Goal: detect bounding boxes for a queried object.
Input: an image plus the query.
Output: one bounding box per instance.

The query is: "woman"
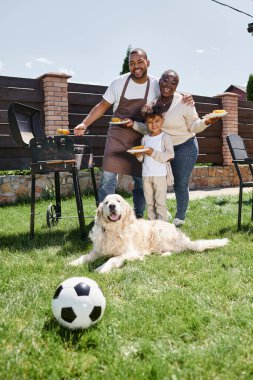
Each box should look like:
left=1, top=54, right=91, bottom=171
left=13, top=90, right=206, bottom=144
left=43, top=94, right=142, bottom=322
left=143, top=70, right=220, bottom=226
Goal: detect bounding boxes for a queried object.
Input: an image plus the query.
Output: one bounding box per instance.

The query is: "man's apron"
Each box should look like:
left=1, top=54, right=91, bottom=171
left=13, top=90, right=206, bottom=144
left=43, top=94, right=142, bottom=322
left=102, top=75, right=150, bottom=177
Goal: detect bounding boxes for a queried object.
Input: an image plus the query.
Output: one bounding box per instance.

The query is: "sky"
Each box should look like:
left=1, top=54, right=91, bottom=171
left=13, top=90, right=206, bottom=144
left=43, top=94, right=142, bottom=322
left=0, top=0, right=253, bottom=96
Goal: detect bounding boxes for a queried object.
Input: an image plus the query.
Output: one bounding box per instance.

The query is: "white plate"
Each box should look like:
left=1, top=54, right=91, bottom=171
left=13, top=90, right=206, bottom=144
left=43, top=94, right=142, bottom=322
left=109, top=120, right=127, bottom=125
left=127, top=148, right=149, bottom=154
left=203, top=111, right=228, bottom=119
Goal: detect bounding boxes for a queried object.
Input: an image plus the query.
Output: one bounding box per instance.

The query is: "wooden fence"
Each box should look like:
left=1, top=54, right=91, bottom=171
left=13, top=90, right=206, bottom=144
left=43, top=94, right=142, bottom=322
left=238, top=99, right=253, bottom=154
left=0, top=74, right=253, bottom=170
left=0, top=76, right=42, bottom=169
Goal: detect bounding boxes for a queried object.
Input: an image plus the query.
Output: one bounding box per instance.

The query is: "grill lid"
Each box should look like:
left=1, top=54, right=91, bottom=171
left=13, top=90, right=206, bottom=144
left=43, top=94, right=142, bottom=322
left=8, top=103, right=45, bottom=147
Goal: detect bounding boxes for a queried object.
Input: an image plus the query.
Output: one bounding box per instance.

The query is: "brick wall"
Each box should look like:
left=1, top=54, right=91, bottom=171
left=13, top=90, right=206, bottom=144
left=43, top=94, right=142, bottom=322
left=215, top=92, right=239, bottom=165
left=39, top=73, right=71, bottom=136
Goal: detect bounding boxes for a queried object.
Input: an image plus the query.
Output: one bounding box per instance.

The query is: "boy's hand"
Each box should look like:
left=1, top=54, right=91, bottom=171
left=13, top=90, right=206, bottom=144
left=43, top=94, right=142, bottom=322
left=145, top=147, right=154, bottom=156
left=133, top=152, right=143, bottom=157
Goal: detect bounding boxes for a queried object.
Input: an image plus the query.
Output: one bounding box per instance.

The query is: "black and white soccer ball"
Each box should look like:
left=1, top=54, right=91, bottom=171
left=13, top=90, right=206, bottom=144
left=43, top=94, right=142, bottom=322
left=51, top=277, right=106, bottom=330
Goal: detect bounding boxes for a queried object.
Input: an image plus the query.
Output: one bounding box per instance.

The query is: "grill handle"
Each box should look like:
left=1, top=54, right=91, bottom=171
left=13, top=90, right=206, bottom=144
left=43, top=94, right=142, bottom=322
left=38, top=159, right=76, bottom=165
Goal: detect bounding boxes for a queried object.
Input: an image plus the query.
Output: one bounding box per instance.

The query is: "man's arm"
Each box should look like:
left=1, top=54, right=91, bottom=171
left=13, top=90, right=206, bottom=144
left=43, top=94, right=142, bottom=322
left=74, top=99, right=112, bottom=135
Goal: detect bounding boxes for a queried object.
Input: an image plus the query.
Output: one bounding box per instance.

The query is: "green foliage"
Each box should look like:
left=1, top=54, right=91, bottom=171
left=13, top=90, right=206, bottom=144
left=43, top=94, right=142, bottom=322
left=120, top=45, right=132, bottom=75
left=246, top=73, right=253, bottom=101
left=0, top=169, right=31, bottom=175
left=41, top=186, right=56, bottom=200
left=0, top=194, right=253, bottom=379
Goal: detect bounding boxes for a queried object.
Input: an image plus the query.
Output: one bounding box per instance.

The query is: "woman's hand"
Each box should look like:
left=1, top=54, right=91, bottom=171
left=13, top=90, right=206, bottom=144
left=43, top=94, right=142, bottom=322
left=205, top=117, right=221, bottom=125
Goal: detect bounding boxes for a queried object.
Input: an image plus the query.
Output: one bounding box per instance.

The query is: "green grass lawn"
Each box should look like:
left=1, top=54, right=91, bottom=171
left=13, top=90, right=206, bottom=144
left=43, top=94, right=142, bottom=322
left=0, top=193, right=253, bottom=380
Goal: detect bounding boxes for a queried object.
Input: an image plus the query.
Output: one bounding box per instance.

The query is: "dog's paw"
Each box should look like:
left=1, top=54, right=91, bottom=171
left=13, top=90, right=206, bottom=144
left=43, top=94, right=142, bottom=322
left=161, top=251, right=173, bottom=257
left=95, top=264, right=111, bottom=273
left=69, top=258, right=82, bottom=266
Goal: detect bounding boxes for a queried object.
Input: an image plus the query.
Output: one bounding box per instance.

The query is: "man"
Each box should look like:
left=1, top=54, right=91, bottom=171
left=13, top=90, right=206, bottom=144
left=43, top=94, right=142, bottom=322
left=74, top=48, right=159, bottom=218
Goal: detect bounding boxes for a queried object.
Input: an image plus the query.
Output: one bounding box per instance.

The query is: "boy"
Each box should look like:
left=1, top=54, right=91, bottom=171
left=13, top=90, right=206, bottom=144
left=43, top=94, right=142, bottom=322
left=133, top=105, right=174, bottom=221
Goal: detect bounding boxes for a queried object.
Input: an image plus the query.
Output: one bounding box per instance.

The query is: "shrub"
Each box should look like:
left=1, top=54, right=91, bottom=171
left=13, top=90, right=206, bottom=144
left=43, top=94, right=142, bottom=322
left=246, top=73, right=253, bottom=101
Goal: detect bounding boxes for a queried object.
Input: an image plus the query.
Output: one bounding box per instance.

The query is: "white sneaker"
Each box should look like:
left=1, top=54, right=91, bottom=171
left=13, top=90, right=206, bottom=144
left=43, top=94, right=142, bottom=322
left=173, top=218, right=185, bottom=227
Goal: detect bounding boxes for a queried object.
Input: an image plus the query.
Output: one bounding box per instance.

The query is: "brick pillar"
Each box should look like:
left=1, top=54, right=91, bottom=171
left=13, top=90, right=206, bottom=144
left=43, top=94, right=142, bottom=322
left=38, top=72, right=71, bottom=136
left=215, top=92, right=239, bottom=166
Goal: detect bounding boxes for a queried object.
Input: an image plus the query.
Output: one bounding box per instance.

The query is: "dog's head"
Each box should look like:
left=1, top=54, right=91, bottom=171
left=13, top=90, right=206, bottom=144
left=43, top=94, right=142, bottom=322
left=96, top=194, right=136, bottom=227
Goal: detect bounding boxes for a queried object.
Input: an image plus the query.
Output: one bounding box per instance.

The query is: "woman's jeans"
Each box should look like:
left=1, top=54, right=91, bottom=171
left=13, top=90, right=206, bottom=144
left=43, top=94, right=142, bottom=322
left=98, top=171, right=145, bottom=217
left=171, top=137, right=198, bottom=220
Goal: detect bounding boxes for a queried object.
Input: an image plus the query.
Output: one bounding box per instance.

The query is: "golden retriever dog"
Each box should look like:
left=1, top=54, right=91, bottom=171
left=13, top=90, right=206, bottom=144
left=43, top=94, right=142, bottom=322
left=70, top=194, right=228, bottom=273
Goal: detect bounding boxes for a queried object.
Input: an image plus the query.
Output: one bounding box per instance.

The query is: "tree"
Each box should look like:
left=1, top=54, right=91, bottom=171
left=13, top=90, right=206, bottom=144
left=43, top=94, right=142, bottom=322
left=246, top=73, right=253, bottom=101
left=120, top=45, right=132, bottom=75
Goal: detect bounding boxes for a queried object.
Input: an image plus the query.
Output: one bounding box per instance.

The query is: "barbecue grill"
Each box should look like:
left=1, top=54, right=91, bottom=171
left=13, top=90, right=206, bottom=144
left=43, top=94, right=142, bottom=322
left=8, top=102, right=99, bottom=240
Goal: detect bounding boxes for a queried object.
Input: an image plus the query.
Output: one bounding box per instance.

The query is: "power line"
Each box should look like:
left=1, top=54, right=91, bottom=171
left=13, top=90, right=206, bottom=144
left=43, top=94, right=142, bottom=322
left=211, top=0, right=253, bottom=18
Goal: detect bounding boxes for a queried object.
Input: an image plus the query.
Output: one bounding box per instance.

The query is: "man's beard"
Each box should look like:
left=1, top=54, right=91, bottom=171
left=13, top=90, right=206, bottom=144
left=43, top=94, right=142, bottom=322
left=131, top=68, right=148, bottom=81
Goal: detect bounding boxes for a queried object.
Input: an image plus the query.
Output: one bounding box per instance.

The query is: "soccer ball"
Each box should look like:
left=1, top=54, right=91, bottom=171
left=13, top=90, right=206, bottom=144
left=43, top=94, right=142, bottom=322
left=51, top=277, right=106, bottom=330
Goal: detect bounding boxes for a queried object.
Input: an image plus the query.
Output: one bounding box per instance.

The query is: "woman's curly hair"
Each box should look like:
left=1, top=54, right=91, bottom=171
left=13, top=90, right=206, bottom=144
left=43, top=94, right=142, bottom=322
left=141, top=104, right=163, bottom=119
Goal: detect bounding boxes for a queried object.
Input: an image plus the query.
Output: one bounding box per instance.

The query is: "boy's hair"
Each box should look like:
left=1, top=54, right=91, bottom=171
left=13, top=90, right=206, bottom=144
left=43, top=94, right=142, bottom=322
left=141, top=104, right=163, bottom=119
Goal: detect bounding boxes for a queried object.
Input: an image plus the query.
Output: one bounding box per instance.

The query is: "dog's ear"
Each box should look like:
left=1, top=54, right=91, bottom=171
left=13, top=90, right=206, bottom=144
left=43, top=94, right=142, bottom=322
left=122, top=200, right=136, bottom=225
left=95, top=202, right=104, bottom=222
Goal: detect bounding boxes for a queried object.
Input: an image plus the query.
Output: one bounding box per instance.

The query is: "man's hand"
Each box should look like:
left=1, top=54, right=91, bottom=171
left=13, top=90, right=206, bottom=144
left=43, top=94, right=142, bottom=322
left=181, top=93, right=195, bottom=106
left=123, top=118, right=134, bottom=128
left=74, top=123, right=87, bottom=136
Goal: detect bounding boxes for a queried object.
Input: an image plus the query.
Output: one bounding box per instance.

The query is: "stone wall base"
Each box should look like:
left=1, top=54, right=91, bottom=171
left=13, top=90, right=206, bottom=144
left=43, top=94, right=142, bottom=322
left=0, top=165, right=251, bottom=205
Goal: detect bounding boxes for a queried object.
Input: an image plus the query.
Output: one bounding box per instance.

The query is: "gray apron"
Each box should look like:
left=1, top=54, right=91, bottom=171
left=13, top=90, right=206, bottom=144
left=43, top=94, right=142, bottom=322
left=102, top=75, right=150, bottom=177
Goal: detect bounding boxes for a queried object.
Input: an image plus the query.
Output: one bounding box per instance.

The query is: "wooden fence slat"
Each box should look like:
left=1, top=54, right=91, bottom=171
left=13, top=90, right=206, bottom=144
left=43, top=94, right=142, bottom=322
left=0, top=147, right=31, bottom=157
left=238, top=124, right=253, bottom=133
left=0, top=123, right=10, bottom=134
left=238, top=100, right=253, bottom=108
left=244, top=140, right=253, bottom=148
left=68, top=93, right=103, bottom=106
left=69, top=114, right=111, bottom=127
left=0, top=76, right=41, bottom=90
left=0, top=136, right=20, bottom=148
left=197, top=136, right=222, bottom=146
left=198, top=127, right=222, bottom=138
left=70, top=126, right=109, bottom=135
left=68, top=82, right=107, bottom=94
left=0, top=111, right=8, bottom=123
left=0, top=101, right=42, bottom=112
left=0, top=158, right=31, bottom=170
left=68, top=104, right=113, bottom=115
left=192, top=95, right=222, bottom=105
left=78, top=135, right=107, bottom=147
left=195, top=105, right=223, bottom=114
left=238, top=109, right=253, bottom=118
left=198, top=141, right=222, bottom=154
left=197, top=154, right=222, bottom=164
left=0, top=87, right=43, bottom=102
